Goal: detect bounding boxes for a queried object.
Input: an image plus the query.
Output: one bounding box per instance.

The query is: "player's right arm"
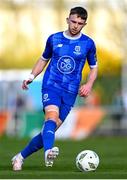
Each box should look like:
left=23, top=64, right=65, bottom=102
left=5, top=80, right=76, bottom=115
left=22, top=35, right=53, bottom=90
left=22, top=57, right=48, bottom=90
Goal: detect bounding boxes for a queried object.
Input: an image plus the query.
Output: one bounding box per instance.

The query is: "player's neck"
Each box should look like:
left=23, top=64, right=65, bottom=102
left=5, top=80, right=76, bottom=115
left=64, top=30, right=82, bottom=40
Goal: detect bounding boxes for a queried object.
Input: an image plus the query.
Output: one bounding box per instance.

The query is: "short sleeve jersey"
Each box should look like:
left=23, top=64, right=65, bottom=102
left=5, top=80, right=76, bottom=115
left=41, top=31, right=97, bottom=94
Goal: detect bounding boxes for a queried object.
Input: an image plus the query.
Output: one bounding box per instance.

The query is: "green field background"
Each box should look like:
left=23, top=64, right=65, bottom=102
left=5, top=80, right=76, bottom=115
left=0, top=136, right=127, bottom=179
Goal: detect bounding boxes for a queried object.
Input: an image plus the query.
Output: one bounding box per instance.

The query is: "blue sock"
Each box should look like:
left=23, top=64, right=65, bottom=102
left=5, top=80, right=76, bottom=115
left=42, top=120, right=57, bottom=152
left=21, top=133, right=43, bottom=159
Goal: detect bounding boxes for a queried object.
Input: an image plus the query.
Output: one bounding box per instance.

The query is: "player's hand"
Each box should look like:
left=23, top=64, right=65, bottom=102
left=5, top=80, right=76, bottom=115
left=22, top=79, right=32, bottom=90
left=22, top=74, right=35, bottom=90
left=79, top=83, right=92, bottom=97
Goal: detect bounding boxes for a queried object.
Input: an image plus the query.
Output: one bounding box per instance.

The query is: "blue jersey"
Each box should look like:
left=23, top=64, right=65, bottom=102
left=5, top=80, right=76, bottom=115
left=41, top=31, right=97, bottom=94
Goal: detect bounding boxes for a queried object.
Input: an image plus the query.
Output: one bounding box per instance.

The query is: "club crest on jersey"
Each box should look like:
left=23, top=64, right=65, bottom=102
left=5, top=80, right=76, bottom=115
left=57, top=55, right=76, bottom=74
left=73, top=46, right=81, bottom=55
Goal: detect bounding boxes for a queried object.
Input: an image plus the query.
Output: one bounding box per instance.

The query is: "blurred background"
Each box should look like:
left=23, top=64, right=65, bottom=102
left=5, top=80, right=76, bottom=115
left=0, top=0, right=127, bottom=139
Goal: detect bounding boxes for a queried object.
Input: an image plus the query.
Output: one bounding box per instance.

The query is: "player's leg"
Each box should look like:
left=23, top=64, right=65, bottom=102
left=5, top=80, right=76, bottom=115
left=11, top=89, right=58, bottom=170
left=42, top=105, right=62, bottom=167
left=12, top=108, right=62, bottom=170
left=21, top=132, right=43, bottom=158
left=12, top=105, right=61, bottom=159
left=12, top=116, right=62, bottom=171
left=12, top=132, right=43, bottom=171
left=41, top=88, right=63, bottom=166
left=42, top=90, right=77, bottom=167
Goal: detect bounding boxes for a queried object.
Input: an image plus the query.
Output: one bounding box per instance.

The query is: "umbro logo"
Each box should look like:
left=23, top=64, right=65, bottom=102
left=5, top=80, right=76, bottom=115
left=57, top=44, right=63, bottom=47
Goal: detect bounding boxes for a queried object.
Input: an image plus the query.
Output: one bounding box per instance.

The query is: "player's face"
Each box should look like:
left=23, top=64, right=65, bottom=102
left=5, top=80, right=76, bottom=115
left=67, top=14, right=86, bottom=36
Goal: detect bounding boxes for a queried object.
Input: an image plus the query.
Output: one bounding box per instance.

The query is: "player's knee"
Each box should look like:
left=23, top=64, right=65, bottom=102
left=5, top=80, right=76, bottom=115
left=56, top=119, right=63, bottom=128
left=44, top=105, right=59, bottom=123
left=45, top=112, right=58, bottom=121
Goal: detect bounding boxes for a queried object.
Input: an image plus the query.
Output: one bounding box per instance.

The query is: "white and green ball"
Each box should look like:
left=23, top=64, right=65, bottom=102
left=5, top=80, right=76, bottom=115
left=76, top=150, right=99, bottom=172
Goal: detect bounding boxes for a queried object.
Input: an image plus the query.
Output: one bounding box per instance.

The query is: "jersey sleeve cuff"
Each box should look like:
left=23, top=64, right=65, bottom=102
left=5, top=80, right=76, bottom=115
left=41, top=56, right=49, bottom=61
left=90, top=65, right=97, bottom=68
left=89, top=61, right=98, bottom=68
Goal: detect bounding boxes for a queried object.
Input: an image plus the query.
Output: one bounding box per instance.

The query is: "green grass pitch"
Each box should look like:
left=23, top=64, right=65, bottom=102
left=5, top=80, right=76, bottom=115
left=0, top=135, right=127, bottom=179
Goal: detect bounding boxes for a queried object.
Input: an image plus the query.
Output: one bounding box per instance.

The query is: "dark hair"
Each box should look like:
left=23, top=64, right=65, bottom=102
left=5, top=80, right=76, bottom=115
left=69, top=7, right=88, bottom=21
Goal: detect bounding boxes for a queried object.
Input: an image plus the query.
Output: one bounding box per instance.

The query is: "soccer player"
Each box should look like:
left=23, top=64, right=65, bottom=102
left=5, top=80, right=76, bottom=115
left=12, top=6, right=98, bottom=171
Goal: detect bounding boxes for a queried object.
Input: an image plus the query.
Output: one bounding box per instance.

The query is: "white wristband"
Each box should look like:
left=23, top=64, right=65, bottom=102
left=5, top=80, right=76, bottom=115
left=28, top=74, right=35, bottom=81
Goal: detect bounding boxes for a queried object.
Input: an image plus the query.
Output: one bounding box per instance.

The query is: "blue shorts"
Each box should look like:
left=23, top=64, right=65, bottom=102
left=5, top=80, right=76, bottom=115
left=42, top=87, right=77, bottom=122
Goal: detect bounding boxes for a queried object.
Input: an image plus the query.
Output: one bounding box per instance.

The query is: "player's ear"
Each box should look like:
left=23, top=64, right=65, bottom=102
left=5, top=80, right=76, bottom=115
left=66, top=17, right=69, bottom=24
left=82, top=22, right=87, bottom=28
left=83, top=22, right=87, bottom=26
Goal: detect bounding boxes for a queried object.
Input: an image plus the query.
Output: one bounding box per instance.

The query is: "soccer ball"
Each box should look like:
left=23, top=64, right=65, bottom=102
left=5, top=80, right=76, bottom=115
left=76, top=150, right=99, bottom=172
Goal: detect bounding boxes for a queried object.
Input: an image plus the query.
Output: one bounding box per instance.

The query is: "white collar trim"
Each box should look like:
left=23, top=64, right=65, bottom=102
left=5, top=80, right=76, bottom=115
left=63, top=31, right=82, bottom=40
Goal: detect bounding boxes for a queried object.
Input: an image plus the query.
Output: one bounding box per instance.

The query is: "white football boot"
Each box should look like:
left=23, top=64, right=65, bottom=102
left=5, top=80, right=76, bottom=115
left=11, top=153, right=24, bottom=171
left=45, top=147, right=59, bottom=167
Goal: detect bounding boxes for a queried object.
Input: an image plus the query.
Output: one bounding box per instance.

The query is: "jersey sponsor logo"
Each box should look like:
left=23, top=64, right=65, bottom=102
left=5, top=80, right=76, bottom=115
left=57, top=55, right=76, bottom=74
left=43, top=93, right=50, bottom=102
left=73, top=46, right=81, bottom=55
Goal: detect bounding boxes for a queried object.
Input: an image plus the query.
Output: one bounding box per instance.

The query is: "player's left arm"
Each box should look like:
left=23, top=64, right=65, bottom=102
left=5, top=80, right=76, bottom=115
left=79, top=40, right=98, bottom=97
left=79, top=67, right=98, bottom=97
